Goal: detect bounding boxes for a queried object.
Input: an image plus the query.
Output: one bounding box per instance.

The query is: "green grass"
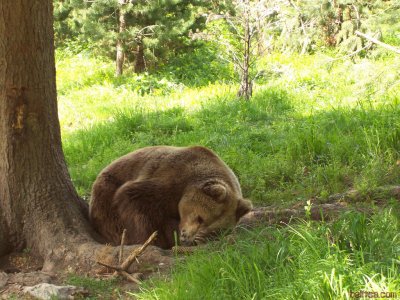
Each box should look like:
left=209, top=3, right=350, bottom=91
left=57, top=51, right=400, bottom=298
left=59, top=53, right=400, bottom=202
left=134, top=209, right=400, bottom=300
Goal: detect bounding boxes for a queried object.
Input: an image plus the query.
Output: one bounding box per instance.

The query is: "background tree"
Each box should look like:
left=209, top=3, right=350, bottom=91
left=56, top=0, right=210, bottom=74
left=198, top=0, right=277, bottom=100
left=116, top=0, right=127, bottom=76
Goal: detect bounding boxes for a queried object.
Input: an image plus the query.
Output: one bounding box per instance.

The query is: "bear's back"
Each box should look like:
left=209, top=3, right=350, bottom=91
left=99, top=146, right=240, bottom=193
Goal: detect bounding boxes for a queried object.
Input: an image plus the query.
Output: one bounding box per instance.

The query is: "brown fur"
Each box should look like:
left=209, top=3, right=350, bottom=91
left=89, top=146, right=252, bottom=249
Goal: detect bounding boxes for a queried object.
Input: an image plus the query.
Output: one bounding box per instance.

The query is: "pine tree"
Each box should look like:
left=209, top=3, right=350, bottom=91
left=58, top=0, right=209, bottom=74
left=199, top=0, right=277, bottom=100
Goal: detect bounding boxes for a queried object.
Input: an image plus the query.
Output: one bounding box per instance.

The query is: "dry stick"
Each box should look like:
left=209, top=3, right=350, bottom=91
left=120, top=231, right=158, bottom=271
left=97, top=262, right=141, bottom=284
left=96, top=231, right=158, bottom=284
left=97, top=261, right=123, bottom=272
left=119, top=271, right=142, bottom=284
left=355, top=30, right=400, bottom=54
left=119, top=229, right=127, bottom=264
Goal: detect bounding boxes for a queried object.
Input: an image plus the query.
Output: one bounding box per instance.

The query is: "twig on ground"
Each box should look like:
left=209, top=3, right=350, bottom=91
left=96, top=231, right=158, bottom=284
left=120, top=231, right=157, bottom=270
left=119, top=229, right=127, bottom=264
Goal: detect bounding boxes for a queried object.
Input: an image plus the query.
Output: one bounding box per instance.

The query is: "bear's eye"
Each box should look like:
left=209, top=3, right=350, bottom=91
left=197, top=216, right=204, bottom=224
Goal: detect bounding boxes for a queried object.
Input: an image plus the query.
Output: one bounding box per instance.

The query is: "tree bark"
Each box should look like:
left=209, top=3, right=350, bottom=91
left=115, top=0, right=127, bottom=76
left=0, top=0, right=90, bottom=257
left=134, top=40, right=146, bottom=74
left=0, top=213, right=11, bottom=256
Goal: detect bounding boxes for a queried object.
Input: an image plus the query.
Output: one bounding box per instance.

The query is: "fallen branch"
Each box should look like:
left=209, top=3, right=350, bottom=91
left=118, top=229, right=127, bottom=264
left=96, top=231, right=157, bottom=283
left=96, top=261, right=142, bottom=284
left=319, top=185, right=400, bottom=204
left=120, top=231, right=157, bottom=270
left=355, top=30, right=400, bottom=54
left=238, top=185, right=400, bottom=228
left=96, top=261, right=123, bottom=272
left=237, top=202, right=355, bottom=228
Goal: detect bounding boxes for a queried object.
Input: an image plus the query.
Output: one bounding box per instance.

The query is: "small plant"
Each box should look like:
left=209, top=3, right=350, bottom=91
left=304, top=199, right=312, bottom=220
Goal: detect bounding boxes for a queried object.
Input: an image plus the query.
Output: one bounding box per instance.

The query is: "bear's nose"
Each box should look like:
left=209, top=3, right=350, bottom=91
left=180, top=229, right=188, bottom=242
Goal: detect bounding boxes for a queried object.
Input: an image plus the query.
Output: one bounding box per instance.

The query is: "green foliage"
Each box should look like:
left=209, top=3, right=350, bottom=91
left=53, top=0, right=86, bottom=46
left=159, top=44, right=234, bottom=86
left=54, top=0, right=400, bottom=64
left=134, top=209, right=400, bottom=299
left=56, top=53, right=183, bottom=97
left=59, top=52, right=400, bottom=203
left=54, top=0, right=211, bottom=71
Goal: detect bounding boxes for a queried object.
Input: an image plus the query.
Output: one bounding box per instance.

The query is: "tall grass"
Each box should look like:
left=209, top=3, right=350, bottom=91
left=134, top=209, right=400, bottom=300
left=59, top=52, right=400, bottom=201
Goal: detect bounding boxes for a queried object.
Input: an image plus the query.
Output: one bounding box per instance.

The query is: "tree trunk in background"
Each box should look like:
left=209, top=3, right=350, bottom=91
left=134, top=40, right=146, bottom=73
left=0, top=0, right=96, bottom=266
left=237, top=0, right=252, bottom=100
left=115, top=0, right=127, bottom=76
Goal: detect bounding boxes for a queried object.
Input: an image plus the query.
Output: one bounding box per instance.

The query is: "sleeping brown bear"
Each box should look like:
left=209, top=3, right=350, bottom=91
left=89, top=146, right=252, bottom=249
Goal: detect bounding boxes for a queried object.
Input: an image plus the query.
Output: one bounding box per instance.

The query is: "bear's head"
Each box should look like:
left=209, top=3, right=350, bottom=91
left=178, top=179, right=252, bottom=245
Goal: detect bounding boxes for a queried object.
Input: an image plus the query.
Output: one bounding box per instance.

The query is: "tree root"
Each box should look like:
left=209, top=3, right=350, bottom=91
left=238, top=185, right=400, bottom=229
left=317, top=185, right=400, bottom=205
left=238, top=202, right=355, bottom=228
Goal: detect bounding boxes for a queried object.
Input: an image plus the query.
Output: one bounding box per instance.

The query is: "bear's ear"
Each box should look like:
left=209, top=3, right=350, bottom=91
left=202, top=181, right=227, bottom=202
left=236, top=198, right=253, bottom=221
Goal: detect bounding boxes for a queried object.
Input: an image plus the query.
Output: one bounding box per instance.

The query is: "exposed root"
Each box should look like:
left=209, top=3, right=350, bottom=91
left=317, top=185, right=400, bottom=205
left=238, top=202, right=364, bottom=228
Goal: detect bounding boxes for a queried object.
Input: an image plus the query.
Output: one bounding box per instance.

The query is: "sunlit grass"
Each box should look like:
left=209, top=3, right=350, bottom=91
left=57, top=51, right=400, bottom=201
left=133, top=210, right=400, bottom=300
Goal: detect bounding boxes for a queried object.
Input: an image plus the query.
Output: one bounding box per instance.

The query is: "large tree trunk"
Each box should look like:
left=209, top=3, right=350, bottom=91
left=0, top=1, right=172, bottom=275
left=0, top=0, right=93, bottom=262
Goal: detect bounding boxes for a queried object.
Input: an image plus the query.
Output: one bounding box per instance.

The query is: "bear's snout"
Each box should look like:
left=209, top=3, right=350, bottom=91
left=179, top=228, right=193, bottom=245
